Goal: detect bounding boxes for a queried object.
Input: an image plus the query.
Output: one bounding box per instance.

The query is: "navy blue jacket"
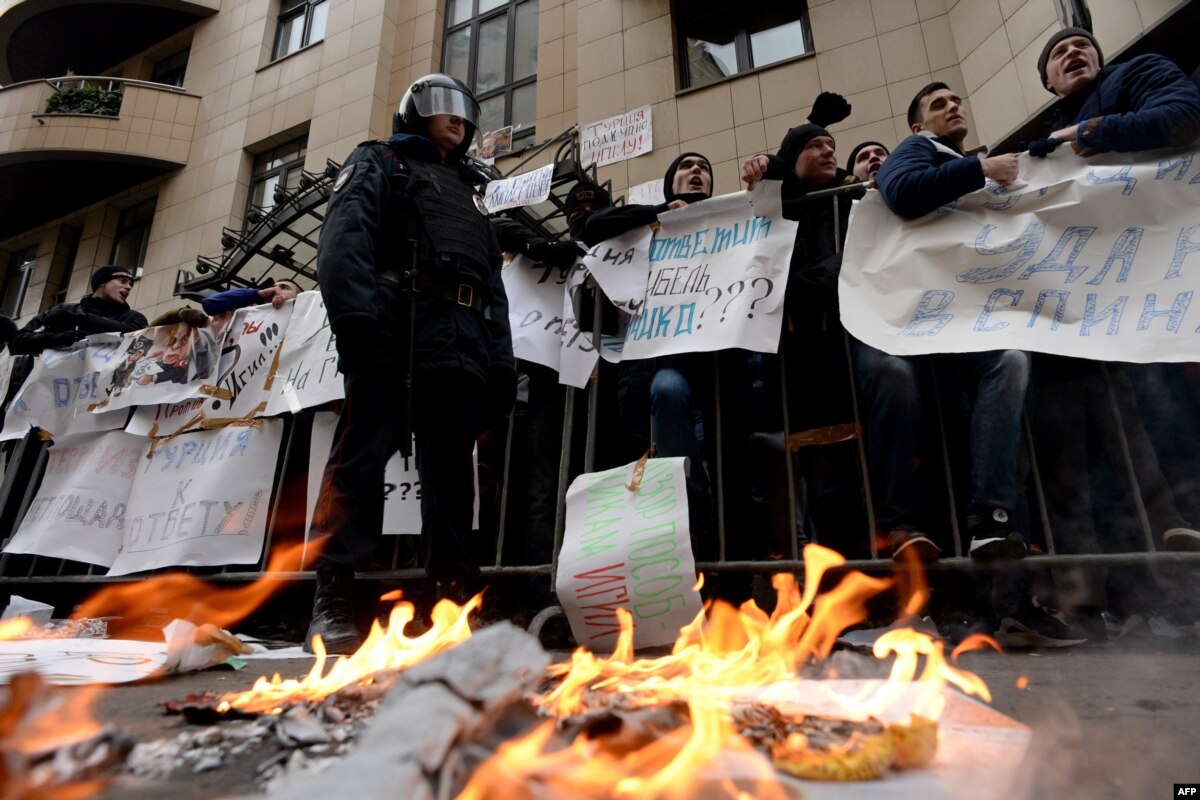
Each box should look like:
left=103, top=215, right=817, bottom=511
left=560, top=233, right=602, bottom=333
left=1050, top=54, right=1200, bottom=152
left=875, top=133, right=984, bottom=219
left=201, top=287, right=261, bottom=315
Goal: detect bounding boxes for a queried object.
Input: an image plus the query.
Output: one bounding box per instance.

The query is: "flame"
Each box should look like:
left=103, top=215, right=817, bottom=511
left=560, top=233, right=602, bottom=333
left=71, top=541, right=307, bottom=639
left=0, top=616, right=32, bottom=641
left=217, top=592, right=479, bottom=714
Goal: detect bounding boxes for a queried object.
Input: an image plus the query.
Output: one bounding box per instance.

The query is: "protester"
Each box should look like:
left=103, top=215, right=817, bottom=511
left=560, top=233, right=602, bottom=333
left=201, top=278, right=301, bottom=315
left=306, top=74, right=515, bottom=653
left=846, top=141, right=889, bottom=182
left=875, top=83, right=1031, bottom=560
left=9, top=265, right=147, bottom=355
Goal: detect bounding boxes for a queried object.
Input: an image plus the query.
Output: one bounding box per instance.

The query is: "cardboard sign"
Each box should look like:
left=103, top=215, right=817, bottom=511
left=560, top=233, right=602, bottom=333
left=841, top=145, right=1200, bottom=362
left=556, top=457, right=702, bottom=650
left=106, top=419, right=284, bottom=576
left=3, top=430, right=149, bottom=567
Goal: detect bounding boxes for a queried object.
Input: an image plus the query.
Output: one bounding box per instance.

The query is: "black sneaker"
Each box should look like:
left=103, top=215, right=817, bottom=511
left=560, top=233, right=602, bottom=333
left=1162, top=527, right=1200, bottom=551
left=994, top=602, right=1087, bottom=648
left=304, top=567, right=364, bottom=655
left=887, top=529, right=941, bottom=563
left=968, top=508, right=1027, bottom=560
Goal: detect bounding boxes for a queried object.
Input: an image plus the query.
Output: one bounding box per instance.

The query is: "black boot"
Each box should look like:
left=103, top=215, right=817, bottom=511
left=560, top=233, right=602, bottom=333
left=304, top=566, right=364, bottom=655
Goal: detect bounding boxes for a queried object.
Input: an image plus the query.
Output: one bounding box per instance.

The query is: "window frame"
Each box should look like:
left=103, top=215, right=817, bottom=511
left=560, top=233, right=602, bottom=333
left=245, top=137, right=309, bottom=227
left=151, top=48, right=191, bottom=88
left=675, top=1, right=814, bottom=90
left=1, top=244, right=38, bottom=319
left=271, top=0, right=329, bottom=62
left=109, top=197, right=157, bottom=278
left=442, top=0, right=538, bottom=143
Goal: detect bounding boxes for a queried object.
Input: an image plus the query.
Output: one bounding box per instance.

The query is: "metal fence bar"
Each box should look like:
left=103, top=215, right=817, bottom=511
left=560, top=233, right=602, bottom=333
left=549, top=385, right=576, bottom=588
left=1100, top=363, right=1158, bottom=552
left=1023, top=413, right=1056, bottom=555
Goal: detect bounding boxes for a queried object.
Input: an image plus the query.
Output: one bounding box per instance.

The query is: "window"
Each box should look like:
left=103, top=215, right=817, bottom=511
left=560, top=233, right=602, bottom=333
left=152, top=48, right=190, bottom=88
left=443, top=0, right=538, bottom=141
left=1, top=245, right=38, bottom=319
left=1052, top=0, right=1092, bottom=30
left=676, top=2, right=813, bottom=89
left=246, top=137, right=308, bottom=226
left=272, top=0, right=328, bottom=60
left=110, top=198, right=157, bottom=276
left=46, top=226, right=82, bottom=308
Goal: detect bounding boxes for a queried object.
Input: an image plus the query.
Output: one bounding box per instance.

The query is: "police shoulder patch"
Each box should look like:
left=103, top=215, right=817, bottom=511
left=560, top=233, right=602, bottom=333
left=333, top=163, right=356, bottom=192
left=473, top=192, right=489, bottom=215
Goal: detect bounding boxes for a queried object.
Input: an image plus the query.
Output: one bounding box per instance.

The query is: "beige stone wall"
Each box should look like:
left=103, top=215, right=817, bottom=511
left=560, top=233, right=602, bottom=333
left=0, top=0, right=1192, bottom=321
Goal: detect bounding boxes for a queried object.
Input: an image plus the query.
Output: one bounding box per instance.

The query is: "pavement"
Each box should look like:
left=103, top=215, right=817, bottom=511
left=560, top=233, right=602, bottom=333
left=80, top=630, right=1200, bottom=800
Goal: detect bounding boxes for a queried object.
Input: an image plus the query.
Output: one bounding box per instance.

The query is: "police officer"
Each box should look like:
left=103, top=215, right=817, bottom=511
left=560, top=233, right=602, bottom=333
left=306, top=74, right=515, bottom=653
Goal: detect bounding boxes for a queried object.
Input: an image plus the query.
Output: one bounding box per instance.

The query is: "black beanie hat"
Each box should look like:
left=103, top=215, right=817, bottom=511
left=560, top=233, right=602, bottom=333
left=1038, top=27, right=1103, bottom=93
left=777, top=123, right=833, bottom=173
left=90, top=265, right=135, bottom=290
left=564, top=180, right=612, bottom=216
left=662, top=151, right=713, bottom=203
left=845, top=140, right=889, bottom=173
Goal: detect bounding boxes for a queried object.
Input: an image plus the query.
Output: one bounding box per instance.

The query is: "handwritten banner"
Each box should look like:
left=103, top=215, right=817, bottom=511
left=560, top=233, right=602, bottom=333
left=266, top=291, right=343, bottom=416
left=1, top=335, right=129, bottom=441
left=618, top=185, right=796, bottom=359
left=106, top=419, right=284, bottom=576
left=556, top=457, right=701, bottom=650
left=483, top=164, right=555, bottom=213
left=841, top=146, right=1200, bottom=362
left=3, top=430, right=149, bottom=567
left=580, top=105, right=653, bottom=169
left=96, top=321, right=222, bottom=413
left=503, top=254, right=599, bottom=389
left=580, top=226, right=654, bottom=314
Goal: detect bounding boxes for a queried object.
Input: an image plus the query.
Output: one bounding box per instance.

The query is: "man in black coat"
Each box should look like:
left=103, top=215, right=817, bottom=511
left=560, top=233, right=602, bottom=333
left=307, top=74, right=515, bottom=653
left=9, top=265, right=147, bottom=355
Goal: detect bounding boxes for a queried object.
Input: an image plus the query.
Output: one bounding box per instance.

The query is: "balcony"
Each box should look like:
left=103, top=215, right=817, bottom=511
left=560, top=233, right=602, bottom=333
left=0, top=0, right=218, bottom=84
left=0, top=76, right=199, bottom=240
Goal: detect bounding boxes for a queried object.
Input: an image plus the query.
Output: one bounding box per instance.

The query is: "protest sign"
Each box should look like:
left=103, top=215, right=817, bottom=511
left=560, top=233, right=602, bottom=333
left=618, top=184, right=796, bottom=359
left=1, top=335, right=130, bottom=441
left=580, top=105, right=653, bottom=169
left=559, top=259, right=600, bottom=387
left=0, top=352, right=15, bottom=408
left=628, top=179, right=665, bottom=206
left=96, top=323, right=221, bottom=413
left=580, top=226, right=654, bottom=314
left=840, top=146, right=1200, bottom=362
left=305, top=412, right=478, bottom=538
left=266, top=291, right=343, bottom=416
left=503, top=254, right=598, bottom=388
left=0, top=638, right=168, bottom=685
left=484, top=164, right=555, bottom=213
left=106, top=419, right=284, bottom=576
left=556, top=457, right=701, bottom=650
left=3, top=430, right=149, bottom=567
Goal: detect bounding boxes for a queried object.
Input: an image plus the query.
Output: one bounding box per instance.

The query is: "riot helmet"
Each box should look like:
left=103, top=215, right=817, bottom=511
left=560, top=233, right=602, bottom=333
left=395, top=74, right=481, bottom=161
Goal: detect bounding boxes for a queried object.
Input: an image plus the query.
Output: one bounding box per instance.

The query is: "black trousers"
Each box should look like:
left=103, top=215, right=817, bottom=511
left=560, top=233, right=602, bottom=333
left=310, top=329, right=484, bottom=581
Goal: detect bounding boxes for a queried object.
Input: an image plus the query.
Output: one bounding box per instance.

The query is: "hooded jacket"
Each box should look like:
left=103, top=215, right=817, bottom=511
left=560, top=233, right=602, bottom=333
left=580, top=152, right=714, bottom=246
left=1048, top=53, right=1200, bottom=153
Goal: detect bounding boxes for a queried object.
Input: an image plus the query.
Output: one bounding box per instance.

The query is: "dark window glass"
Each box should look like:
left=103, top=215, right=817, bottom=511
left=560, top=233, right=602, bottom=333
left=677, top=1, right=812, bottom=89
left=1, top=244, right=38, bottom=319
left=441, top=0, right=538, bottom=141
left=246, top=137, right=308, bottom=226
left=151, top=48, right=190, bottom=88
left=110, top=197, right=157, bottom=275
left=272, top=0, right=328, bottom=61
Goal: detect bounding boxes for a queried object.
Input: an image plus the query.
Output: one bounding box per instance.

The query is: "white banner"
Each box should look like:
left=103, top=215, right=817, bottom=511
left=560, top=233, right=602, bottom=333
left=841, top=146, right=1200, bottom=362
left=628, top=179, right=665, bottom=206
left=556, top=457, right=701, bottom=650
left=96, top=323, right=221, bottom=413
left=483, top=164, right=554, bottom=213
left=305, top=411, right=478, bottom=538
left=1, top=335, right=129, bottom=440
left=503, top=254, right=599, bottom=389
left=581, top=226, right=654, bottom=314
left=580, top=105, right=653, bottom=168
left=619, top=185, right=796, bottom=359
left=266, top=291, right=343, bottom=416
left=3, top=430, right=149, bottom=567
left=106, top=419, right=284, bottom=576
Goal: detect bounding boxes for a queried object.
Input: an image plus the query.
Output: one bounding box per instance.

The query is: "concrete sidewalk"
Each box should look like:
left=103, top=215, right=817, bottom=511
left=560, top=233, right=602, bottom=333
left=89, top=634, right=1199, bottom=799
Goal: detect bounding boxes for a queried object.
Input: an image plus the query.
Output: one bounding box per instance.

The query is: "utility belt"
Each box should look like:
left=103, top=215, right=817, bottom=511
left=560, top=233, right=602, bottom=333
left=378, top=260, right=486, bottom=312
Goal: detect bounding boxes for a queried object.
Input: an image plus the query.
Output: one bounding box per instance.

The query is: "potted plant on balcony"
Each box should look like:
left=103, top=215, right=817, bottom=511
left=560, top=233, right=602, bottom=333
left=44, top=85, right=122, bottom=117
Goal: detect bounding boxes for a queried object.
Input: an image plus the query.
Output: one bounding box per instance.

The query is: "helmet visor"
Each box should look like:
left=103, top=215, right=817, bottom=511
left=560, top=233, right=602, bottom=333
left=413, top=85, right=480, bottom=128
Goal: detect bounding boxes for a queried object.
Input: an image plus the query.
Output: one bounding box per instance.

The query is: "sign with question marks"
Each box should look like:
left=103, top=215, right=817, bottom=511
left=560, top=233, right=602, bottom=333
left=620, top=184, right=796, bottom=359
left=305, top=411, right=479, bottom=537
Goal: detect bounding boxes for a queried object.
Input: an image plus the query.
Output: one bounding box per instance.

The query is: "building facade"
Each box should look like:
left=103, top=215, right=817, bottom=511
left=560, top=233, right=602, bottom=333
left=0, top=0, right=1191, bottom=324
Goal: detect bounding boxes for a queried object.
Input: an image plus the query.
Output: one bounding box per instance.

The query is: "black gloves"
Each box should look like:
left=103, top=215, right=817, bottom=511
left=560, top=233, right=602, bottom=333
left=1027, top=137, right=1064, bottom=158
left=47, top=330, right=86, bottom=349
left=526, top=240, right=585, bottom=269
left=41, top=306, right=85, bottom=332
left=808, top=92, right=852, bottom=128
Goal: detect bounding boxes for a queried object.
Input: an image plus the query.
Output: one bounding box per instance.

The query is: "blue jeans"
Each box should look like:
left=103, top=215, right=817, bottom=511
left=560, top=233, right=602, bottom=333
left=650, top=361, right=711, bottom=545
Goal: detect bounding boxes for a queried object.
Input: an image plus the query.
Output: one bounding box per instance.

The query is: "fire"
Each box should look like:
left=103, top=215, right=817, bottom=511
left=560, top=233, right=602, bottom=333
left=71, top=541, right=308, bottom=639
left=217, top=592, right=480, bottom=714
left=467, top=544, right=997, bottom=797
left=0, top=616, right=32, bottom=641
